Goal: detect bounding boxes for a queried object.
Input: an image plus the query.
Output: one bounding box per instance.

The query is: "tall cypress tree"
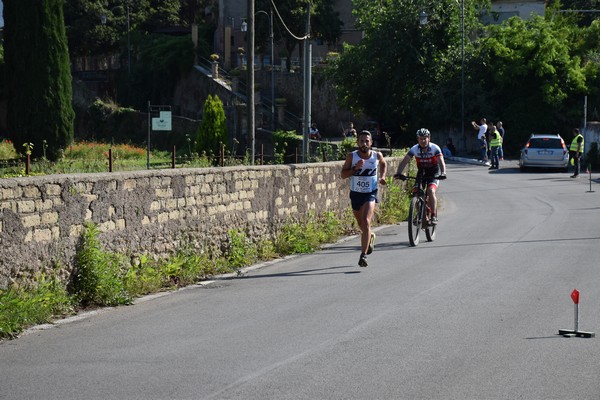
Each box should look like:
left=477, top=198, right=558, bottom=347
left=195, top=95, right=227, bottom=160
left=4, top=0, right=74, bottom=160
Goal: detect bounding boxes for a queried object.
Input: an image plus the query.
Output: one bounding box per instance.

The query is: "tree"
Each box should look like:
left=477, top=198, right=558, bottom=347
left=549, top=0, right=600, bottom=26
left=64, top=0, right=150, bottom=59
left=125, top=34, right=195, bottom=109
left=477, top=15, right=588, bottom=148
left=64, top=0, right=214, bottom=60
left=4, top=0, right=75, bottom=160
left=329, top=0, right=489, bottom=143
left=195, top=94, right=227, bottom=159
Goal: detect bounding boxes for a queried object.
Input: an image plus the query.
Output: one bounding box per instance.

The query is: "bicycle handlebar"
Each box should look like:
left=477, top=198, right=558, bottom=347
left=393, top=174, right=446, bottom=181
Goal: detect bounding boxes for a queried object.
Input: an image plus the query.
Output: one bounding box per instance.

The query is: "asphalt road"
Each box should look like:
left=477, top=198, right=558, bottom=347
left=1, top=160, right=600, bottom=400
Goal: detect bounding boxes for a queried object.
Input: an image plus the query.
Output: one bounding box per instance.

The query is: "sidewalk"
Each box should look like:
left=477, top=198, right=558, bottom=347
left=446, top=155, right=491, bottom=166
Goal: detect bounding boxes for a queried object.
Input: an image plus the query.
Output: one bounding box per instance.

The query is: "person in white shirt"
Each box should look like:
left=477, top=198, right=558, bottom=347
left=472, top=118, right=488, bottom=162
left=340, top=131, right=387, bottom=267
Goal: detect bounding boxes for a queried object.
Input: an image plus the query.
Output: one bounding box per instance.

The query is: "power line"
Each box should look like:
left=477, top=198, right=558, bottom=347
left=269, top=0, right=309, bottom=40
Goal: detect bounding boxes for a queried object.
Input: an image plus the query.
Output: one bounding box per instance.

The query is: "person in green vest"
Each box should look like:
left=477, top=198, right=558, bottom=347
left=569, top=128, right=584, bottom=178
left=489, top=124, right=503, bottom=170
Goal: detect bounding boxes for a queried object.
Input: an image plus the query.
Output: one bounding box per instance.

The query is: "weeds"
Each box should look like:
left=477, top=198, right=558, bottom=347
left=227, top=229, right=259, bottom=269
left=274, top=211, right=348, bottom=254
left=0, top=274, right=74, bottom=339
left=70, top=223, right=131, bottom=307
left=377, top=177, right=411, bottom=224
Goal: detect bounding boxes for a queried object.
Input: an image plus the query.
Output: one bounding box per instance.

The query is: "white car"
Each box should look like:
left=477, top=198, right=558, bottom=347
left=519, top=134, right=569, bottom=172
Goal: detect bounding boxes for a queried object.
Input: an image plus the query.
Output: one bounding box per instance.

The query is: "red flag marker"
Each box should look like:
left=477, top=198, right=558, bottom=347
left=571, top=289, right=580, bottom=305
left=559, top=289, right=595, bottom=338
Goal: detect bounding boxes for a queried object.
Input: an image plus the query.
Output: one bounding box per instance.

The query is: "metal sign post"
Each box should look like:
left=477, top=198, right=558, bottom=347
left=587, top=164, right=595, bottom=193
left=558, top=289, right=595, bottom=338
left=147, top=102, right=172, bottom=169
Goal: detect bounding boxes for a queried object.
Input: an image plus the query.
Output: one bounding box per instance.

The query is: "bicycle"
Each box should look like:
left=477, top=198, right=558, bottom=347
left=395, top=173, right=446, bottom=247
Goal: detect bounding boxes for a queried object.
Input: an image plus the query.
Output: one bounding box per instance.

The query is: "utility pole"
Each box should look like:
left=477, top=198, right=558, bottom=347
left=270, top=7, right=275, bottom=131
left=302, top=3, right=311, bottom=162
left=247, top=0, right=255, bottom=164
left=460, top=0, right=465, bottom=154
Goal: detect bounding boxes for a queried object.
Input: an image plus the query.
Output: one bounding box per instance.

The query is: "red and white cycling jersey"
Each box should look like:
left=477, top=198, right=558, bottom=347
left=407, top=143, right=443, bottom=176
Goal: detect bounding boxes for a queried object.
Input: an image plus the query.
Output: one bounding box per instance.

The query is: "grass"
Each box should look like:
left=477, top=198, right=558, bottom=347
left=0, top=140, right=225, bottom=177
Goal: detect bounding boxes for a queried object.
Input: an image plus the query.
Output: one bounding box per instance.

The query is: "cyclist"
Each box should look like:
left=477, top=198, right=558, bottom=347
left=394, top=128, right=447, bottom=224
left=341, top=130, right=387, bottom=267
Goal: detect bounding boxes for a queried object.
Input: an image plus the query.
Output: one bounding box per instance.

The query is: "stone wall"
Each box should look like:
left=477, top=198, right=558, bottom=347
left=0, top=159, right=399, bottom=288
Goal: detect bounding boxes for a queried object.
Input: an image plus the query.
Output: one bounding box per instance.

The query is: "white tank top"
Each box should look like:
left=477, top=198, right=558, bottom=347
left=350, top=151, right=379, bottom=193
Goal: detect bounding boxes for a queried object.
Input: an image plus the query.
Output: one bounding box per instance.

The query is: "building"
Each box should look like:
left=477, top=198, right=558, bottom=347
left=489, top=0, right=547, bottom=23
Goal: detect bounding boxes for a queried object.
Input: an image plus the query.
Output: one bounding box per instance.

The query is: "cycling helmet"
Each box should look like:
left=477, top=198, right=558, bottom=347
left=416, top=128, right=430, bottom=137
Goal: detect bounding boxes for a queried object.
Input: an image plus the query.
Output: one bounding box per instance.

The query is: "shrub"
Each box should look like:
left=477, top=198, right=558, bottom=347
left=227, top=229, right=258, bottom=269
left=0, top=139, right=18, bottom=159
left=70, top=223, right=131, bottom=307
left=195, top=94, right=227, bottom=161
left=273, top=130, right=302, bottom=164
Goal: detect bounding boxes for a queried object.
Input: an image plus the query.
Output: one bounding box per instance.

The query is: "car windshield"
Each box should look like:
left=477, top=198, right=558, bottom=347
left=528, top=138, right=563, bottom=149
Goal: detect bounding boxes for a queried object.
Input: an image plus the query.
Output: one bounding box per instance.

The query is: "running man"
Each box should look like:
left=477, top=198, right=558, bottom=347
left=341, top=130, right=387, bottom=267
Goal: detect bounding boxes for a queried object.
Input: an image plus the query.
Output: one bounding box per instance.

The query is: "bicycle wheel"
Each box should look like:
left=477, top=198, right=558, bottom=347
left=425, top=218, right=436, bottom=242
left=408, top=196, right=421, bottom=246
left=424, top=196, right=436, bottom=242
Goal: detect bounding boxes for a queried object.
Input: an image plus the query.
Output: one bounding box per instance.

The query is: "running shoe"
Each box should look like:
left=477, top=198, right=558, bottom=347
left=431, top=216, right=438, bottom=225
left=367, top=233, right=376, bottom=255
left=358, top=254, right=368, bottom=267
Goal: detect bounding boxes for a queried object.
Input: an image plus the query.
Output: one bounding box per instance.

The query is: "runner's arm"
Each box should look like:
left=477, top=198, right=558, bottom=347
left=377, top=152, right=387, bottom=184
left=341, top=153, right=356, bottom=179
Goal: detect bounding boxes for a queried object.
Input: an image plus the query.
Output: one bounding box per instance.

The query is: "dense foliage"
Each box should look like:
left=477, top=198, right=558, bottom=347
left=64, top=0, right=212, bottom=58
left=3, top=0, right=75, bottom=160
left=329, top=0, right=600, bottom=151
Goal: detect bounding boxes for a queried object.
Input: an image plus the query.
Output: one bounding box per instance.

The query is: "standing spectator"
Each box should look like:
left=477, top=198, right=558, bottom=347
left=309, top=122, right=321, bottom=140
left=496, top=121, right=505, bottom=160
left=486, top=122, right=496, bottom=161
left=569, top=128, right=584, bottom=178
left=472, top=118, right=488, bottom=163
left=340, top=130, right=387, bottom=267
left=489, top=124, right=502, bottom=170
left=343, top=122, right=357, bottom=139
